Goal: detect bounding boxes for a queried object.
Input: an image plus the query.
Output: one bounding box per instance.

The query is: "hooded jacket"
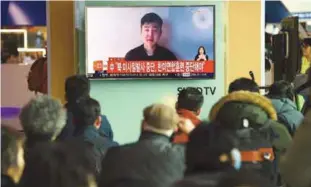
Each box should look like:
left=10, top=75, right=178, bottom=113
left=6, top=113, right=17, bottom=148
left=208, top=91, right=292, bottom=161
left=281, top=111, right=311, bottom=187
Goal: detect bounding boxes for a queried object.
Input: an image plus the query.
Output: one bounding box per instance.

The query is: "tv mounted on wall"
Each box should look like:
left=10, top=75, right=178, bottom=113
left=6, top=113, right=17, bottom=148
left=85, top=6, right=215, bottom=80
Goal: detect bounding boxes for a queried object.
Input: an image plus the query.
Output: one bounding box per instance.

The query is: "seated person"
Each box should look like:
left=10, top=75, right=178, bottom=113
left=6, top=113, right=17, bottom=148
left=173, top=87, right=203, bottom=143
left=21, top=141, right=97, bottom=187
left=125, top=12, right=177, bottom=61
left=99, top=104, right=185, bottom=187
left=73, top=97, right=118, bottom=174
left=228, top=77, right=260, bottom=93
left=1, top=127, right=25, bottom=187
left=267, top=80, right=304, bottom=136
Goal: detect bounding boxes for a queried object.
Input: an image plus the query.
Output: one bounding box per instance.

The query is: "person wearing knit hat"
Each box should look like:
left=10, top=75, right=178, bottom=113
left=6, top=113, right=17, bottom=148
left=99, top=103, right=186, bottom=187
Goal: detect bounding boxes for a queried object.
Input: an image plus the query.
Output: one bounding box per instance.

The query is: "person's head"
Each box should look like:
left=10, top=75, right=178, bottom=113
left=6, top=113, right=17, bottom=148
left=140, top=12, right=163, bottom=49
left=302, top=39, right=311, bottom=59
left=75, top=97, right=102, bottom=130
left=216, top=170, right=274, bottom=187
left=186, top=121, right=241, bottom=174
left=176, top=87, right=204, bottom=115
left=268, top=80, right=294, bottom=101
left=1, top=40, right=19, bottom=64
left=27, top=57, right=47, bottom=94
left=22, top=141, right=97, bottom=187
left=198, top=46, right=206, bottom=55
left=228, top=78, right=260, bottom=93
left=1, top=126, right=25, bottom=183
left=19, top=95, right=66, bottom=144
left=65, top=75, right=90, bottom=104
left=142, top=103, right=180, bottom=137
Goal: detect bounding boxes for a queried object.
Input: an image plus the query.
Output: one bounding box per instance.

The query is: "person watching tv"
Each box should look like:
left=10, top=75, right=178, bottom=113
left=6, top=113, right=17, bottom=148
left=173, top=87, right=204, bottom=144
left=228, top=77, right=260, bottom=93
left=125, top=12, right=177, bottom=61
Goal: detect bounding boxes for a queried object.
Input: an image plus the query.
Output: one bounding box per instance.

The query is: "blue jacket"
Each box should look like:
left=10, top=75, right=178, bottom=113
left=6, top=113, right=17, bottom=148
left=75, top=125, right=118, bottom=174
left=57, top=108, right=117, bottom=145
left=270, top=98, right=304, bottom=136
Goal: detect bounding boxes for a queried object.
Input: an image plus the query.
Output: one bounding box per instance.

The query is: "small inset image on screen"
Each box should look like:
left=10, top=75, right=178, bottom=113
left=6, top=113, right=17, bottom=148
left=86, top=6, right=215, bottom=80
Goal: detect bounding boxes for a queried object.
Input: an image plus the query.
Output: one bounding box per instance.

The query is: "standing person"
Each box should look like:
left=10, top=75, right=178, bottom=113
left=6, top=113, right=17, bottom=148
left=173, top=121, right=242, bottom=187
left=173, top=87, right=203, bottom=144
left=19, top=95, right=66, bottom=156
left=267, top=80, right=304, bottom=136
left=125, top=12, right=177, bottom=61
left=194, top=46, right=209, bottom=61
left=73, top=97, right=117, bottom=174
left=99, top=104, right=185, bottom=187
left=57, top=75, right=117, bottom=145
left=300, top=39, right=311, bottom=74
left=209, top=91, right=292, bottom=185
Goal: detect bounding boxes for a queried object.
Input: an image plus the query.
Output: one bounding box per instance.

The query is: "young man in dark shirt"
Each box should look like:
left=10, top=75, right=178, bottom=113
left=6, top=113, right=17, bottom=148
left=125, top=12, right=177, bottom=61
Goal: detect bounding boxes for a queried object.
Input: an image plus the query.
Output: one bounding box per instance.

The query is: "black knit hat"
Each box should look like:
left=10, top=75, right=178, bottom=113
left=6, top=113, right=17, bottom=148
left=185, top=121, right=239, bottom=174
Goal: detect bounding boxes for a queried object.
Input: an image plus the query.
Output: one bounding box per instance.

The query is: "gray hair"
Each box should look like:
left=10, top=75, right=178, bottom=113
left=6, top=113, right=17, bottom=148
left=19, top=95, right=66, bottom=139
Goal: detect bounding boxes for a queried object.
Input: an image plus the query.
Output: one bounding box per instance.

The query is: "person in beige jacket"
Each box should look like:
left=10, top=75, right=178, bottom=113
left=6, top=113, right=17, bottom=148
left=281, top=110, right=311, bottom=187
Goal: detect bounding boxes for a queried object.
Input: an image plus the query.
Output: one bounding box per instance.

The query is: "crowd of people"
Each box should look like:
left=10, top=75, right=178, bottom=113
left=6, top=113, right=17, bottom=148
left=2, top=75, right=311, bottom=187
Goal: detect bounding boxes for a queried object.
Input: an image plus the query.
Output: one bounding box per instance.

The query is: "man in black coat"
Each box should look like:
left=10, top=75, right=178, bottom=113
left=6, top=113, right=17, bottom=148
left=99, top=103, right=185, bottom=187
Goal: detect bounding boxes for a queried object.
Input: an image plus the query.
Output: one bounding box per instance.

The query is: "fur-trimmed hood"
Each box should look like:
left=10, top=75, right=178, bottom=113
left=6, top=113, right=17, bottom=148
left=209, top=91, right=277, bottom=121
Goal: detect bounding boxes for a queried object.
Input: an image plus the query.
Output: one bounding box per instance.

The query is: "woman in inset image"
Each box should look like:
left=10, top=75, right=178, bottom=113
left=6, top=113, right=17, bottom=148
left=194, top=46, right=209, bottom=61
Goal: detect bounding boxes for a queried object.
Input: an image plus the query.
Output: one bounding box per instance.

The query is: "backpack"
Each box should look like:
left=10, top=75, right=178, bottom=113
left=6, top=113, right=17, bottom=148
left=236, top=119, right=277, bottom=184
left=27, top=57, right=47, bottom=94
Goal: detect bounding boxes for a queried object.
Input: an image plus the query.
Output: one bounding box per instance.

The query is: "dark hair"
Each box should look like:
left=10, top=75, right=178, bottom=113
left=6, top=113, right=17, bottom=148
left=141, top=12, right=163, bottom=28
left=1, top=126, right=24, bottom=173
left=74, top=97, right=101, bottom=131
left=197, top=46, right=206, bottom=55
left=65, top=75, right=90, bottom=103
left=22, top=141, right=96, bottom=187
left=217, top=170, right=274, bottom=187
left=228, top=78, right=260, bottom=93
left=268, top=80, right=294, bottom=100
left=186, top=121, right=238, bottom=174
left=177, top=87, right=204, bottom=112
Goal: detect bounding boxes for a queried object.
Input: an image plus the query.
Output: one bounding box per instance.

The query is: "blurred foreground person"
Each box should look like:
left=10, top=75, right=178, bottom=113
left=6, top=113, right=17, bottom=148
left=173, top=87, right=203, bottom=143
left=217, top=170, right=275, bottom=187
left=1, top=127, right=25, bottom=187
left=99, top=103, right=185, bottom=187
left=209, top=91, right=292, bottom=185
left=19, top=95, right=66, bottom=157
left=173, top=122, right=241, bottom=187
left=21, top=141, right=97, bottom=187
left=267, top=80, right=303, bottom=136
left=281, top=110, right=311, bottom=187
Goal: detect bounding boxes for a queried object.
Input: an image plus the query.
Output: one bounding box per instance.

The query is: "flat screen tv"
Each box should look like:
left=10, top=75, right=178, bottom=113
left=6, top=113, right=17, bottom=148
left=85, top=6, right=215, bottom=80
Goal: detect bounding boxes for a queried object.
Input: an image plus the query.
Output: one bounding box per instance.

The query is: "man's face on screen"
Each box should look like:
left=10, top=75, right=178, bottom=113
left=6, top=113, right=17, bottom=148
left=141, top=23, right=161, bottom=48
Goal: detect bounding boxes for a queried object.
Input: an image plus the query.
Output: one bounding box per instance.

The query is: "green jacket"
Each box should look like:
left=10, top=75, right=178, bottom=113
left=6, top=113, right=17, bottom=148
left=209, top=91, right=292, bottom=159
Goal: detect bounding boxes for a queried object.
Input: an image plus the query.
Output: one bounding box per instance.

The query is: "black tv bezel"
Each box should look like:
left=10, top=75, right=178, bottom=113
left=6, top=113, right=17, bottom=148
left=84, top=5, right=216, bottom=81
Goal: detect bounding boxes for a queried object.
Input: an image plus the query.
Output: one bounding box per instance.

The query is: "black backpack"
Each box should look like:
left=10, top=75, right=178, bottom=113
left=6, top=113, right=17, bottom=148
left=236, top=119, right=277, bottom=184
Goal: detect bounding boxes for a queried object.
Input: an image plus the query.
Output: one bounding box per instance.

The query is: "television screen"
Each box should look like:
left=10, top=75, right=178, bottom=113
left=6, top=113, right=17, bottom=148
left=85, top=6, right=215, bottom=79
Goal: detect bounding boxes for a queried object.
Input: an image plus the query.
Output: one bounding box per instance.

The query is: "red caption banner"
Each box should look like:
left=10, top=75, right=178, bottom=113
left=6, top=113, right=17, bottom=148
left=93, top=59, right=214, bottom=74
